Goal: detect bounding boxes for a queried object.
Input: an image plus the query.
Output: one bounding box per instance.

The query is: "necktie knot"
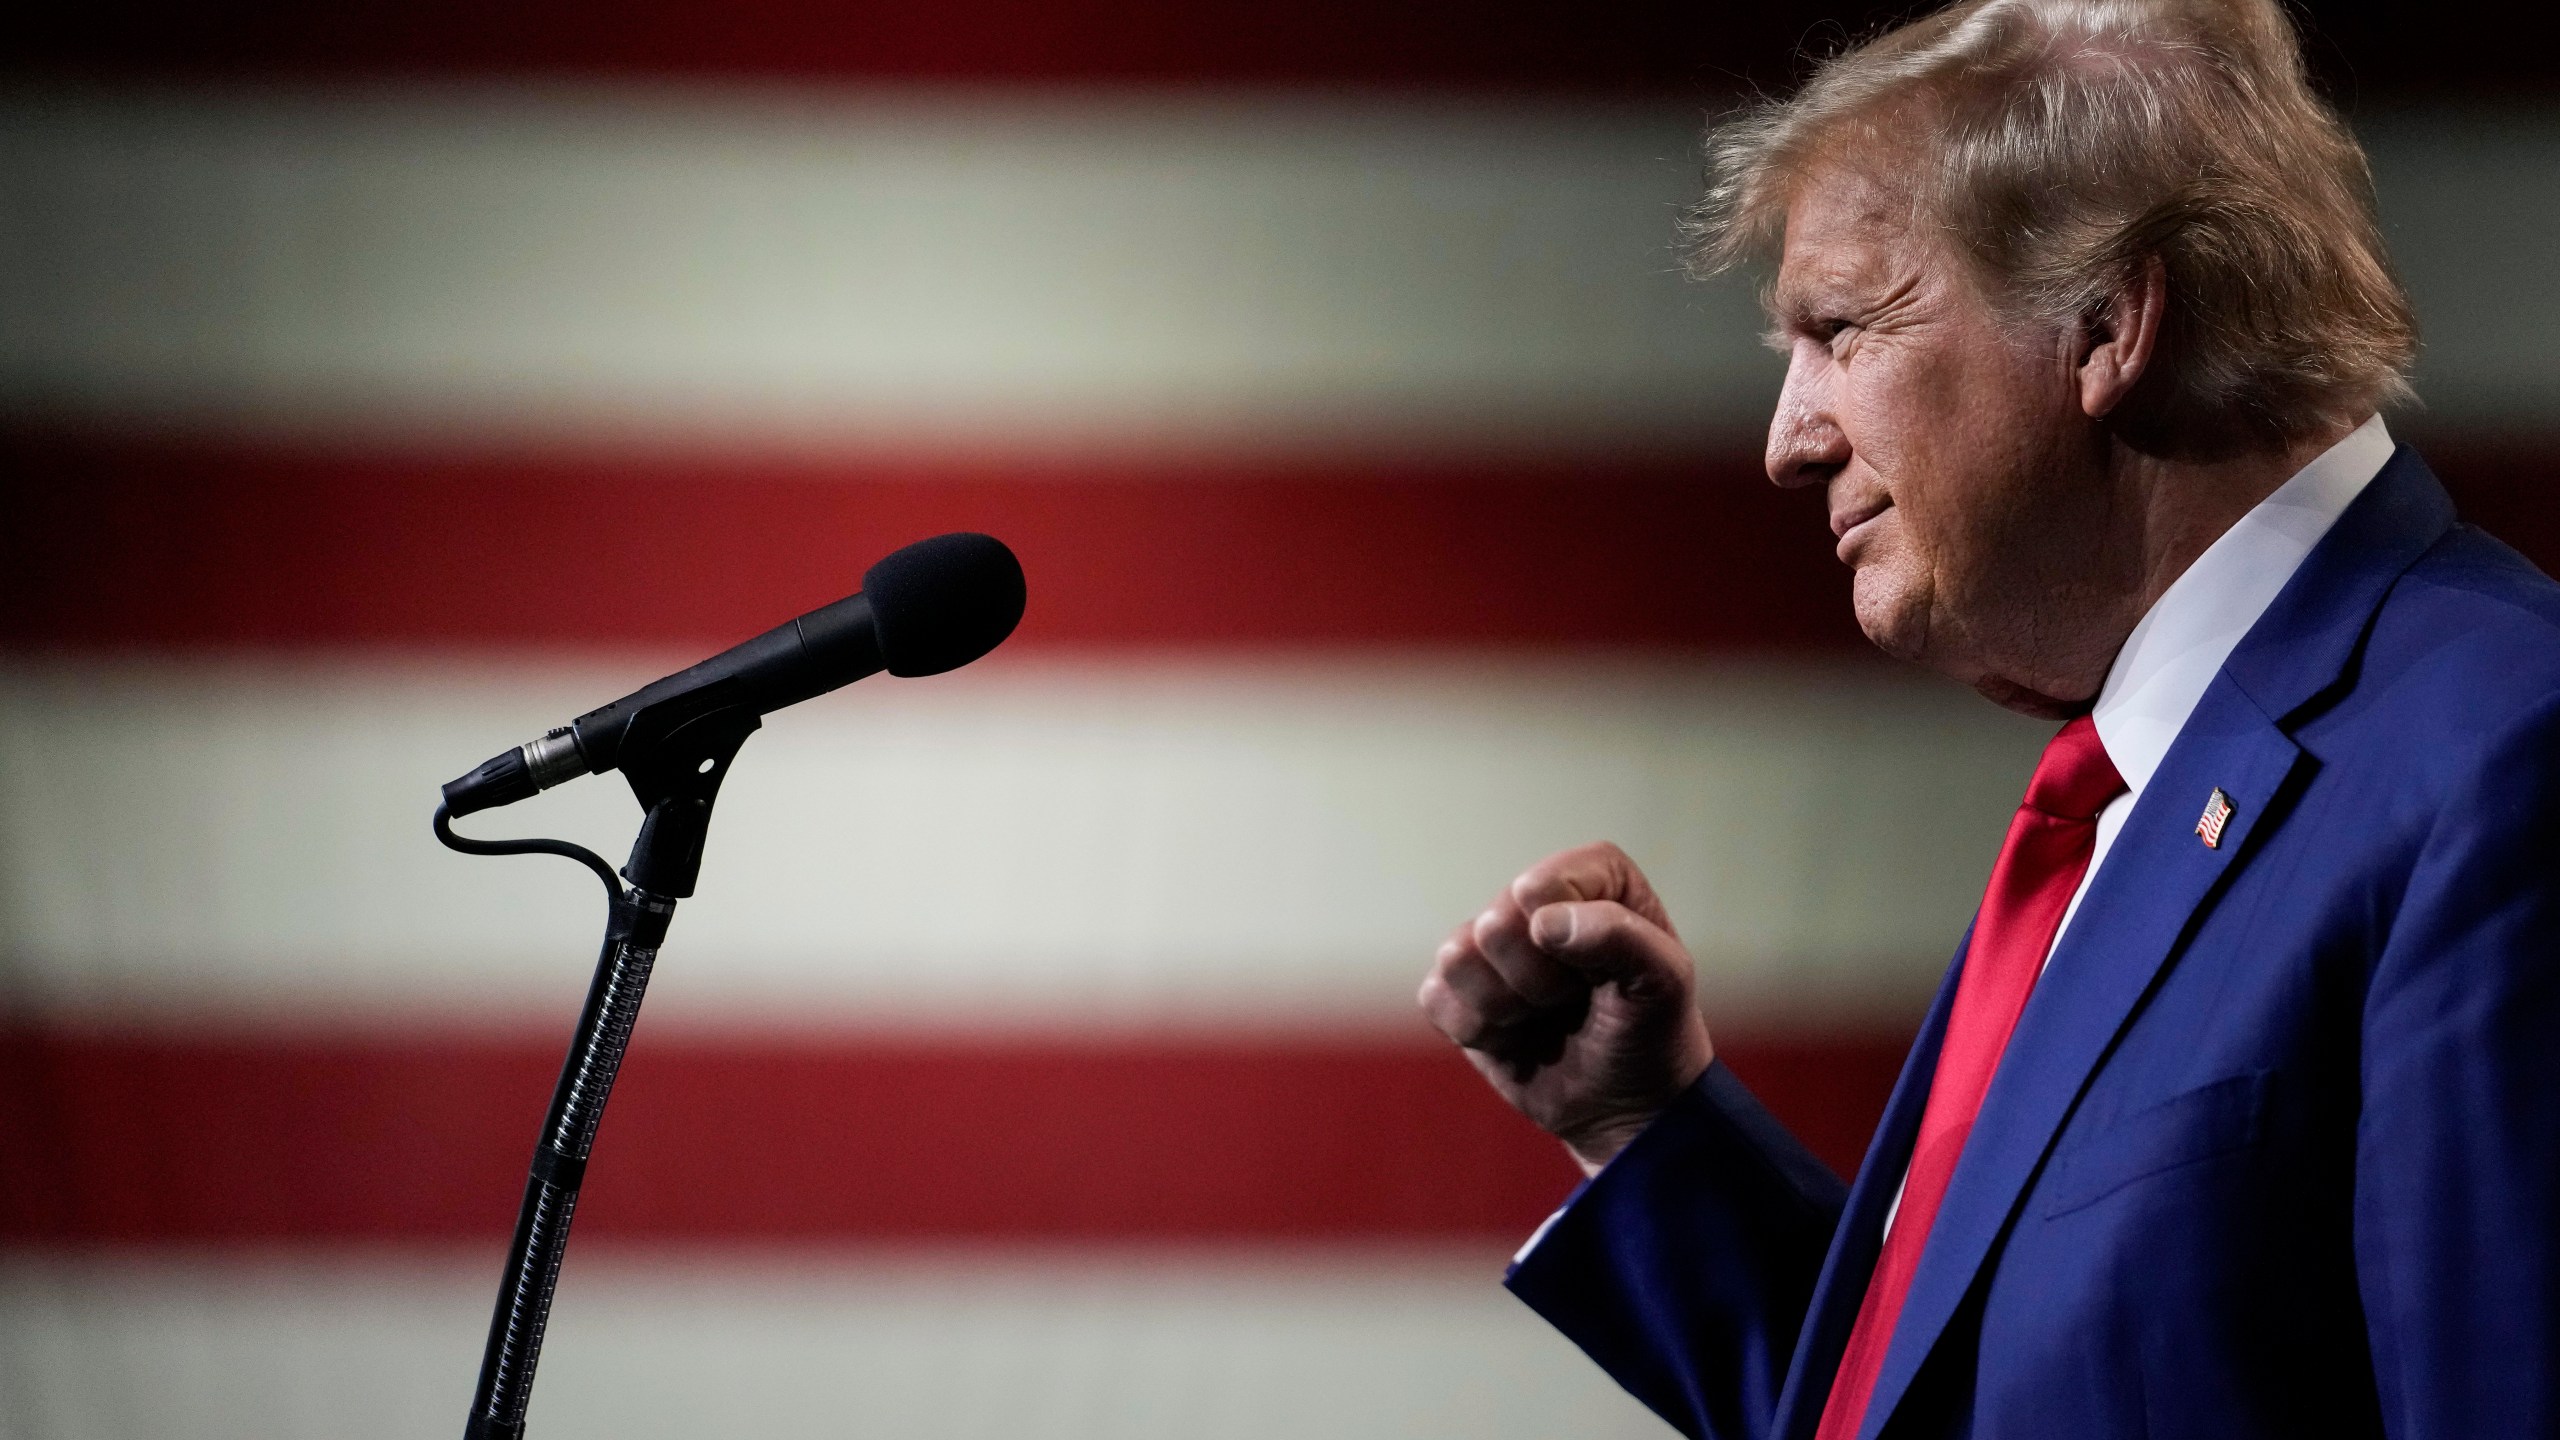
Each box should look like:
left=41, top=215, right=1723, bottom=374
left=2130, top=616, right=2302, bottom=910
left=2025, top=713, right=2126, bottom=821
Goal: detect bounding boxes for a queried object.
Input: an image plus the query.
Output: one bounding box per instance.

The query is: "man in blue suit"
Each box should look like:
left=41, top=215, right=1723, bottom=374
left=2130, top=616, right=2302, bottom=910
left=1417, top=2, right=2560, bottom=1437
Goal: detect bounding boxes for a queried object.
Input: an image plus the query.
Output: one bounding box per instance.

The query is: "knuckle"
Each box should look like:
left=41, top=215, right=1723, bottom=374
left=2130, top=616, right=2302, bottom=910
left=1505, top=840, right=1566, bottom=896
left=1436, top=924, right=1484, bottom=970
left=1474, top=914, right=1533, bottom=968
left=1444, top=1008, right=1498, bottom=1049
left=1511, top=866, right=1571, bottom=909
left=1439, top=948, right=1500, bottom=998
left=1587, top=835, right=1628, bottom=881
left=1516, top=840, right=1639, bottom=908
left=1416, top=978, right=1482, bottom=1043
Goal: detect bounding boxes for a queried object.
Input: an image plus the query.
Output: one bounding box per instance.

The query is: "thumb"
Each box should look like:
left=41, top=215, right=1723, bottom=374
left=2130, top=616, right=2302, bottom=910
left=1528, top=899, right=1693, bottom=997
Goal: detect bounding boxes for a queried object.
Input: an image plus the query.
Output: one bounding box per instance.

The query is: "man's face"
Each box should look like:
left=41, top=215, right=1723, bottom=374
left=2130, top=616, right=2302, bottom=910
left=1765, top=163, right=2124, bottom=713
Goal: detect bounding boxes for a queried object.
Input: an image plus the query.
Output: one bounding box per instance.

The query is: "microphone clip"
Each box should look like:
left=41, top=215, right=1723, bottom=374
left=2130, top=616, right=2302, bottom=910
left=616, top=698, right=764, bottom=899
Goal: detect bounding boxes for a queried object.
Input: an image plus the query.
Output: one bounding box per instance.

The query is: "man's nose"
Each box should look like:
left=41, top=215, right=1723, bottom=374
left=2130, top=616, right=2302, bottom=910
left=1765, top=343, right=1849, bottom=489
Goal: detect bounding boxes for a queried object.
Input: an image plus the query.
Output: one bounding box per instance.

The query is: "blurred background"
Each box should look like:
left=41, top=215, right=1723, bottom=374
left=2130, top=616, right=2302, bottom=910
left=2, top=2, right=2555, bottom=1436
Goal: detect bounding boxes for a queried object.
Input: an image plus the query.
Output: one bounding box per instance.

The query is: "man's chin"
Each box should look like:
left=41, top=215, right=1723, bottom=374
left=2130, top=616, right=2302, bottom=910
left=1850, top=581, right=1930, bottom=664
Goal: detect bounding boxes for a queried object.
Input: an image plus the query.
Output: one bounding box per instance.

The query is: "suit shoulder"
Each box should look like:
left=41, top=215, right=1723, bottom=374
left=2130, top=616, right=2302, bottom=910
left=2392, top=521, right=2560, bottom=634
left=2318, top=524, right=2560, bottom=770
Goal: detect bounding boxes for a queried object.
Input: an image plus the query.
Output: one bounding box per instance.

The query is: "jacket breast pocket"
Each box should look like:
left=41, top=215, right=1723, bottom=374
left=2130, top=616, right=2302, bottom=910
left=2042, top=1070, right=2273, bottom=1218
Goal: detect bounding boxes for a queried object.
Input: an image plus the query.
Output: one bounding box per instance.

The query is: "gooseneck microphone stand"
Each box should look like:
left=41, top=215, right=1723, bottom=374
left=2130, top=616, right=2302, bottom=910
left=437, top=704, right=766, bottom=1440
left=432, top=532, right=1024, bottom=1439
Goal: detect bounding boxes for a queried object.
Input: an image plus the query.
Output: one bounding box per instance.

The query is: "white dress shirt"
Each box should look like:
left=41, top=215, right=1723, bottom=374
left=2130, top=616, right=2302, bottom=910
left=2052, top=412, right=2397, bottom=955
left=1519, top=415, right=2400, bottom=1264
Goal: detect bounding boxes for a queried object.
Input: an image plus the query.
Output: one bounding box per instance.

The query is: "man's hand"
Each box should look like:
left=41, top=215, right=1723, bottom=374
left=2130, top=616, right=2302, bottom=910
left=1417, top=842, right=1714, bottom=1175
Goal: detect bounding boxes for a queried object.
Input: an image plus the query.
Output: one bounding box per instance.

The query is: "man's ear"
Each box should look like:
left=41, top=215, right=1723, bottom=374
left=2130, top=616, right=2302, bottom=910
left=2077, top=254, right=2166, bottom=421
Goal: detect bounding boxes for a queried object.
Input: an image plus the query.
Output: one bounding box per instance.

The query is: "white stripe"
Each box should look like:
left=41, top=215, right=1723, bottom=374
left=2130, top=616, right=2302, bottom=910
left=0, top=1250, right=1668, bottom=1440
left=0, top=657, right=2047, bottom=1026
left=5, top=89, right=2547, bottom=448
left=0, top=85, right=1768, bottom=452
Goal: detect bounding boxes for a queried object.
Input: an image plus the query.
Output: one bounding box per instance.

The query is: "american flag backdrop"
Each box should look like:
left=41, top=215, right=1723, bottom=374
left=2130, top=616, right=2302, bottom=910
left=4, top=4, right=2558, bottom=1437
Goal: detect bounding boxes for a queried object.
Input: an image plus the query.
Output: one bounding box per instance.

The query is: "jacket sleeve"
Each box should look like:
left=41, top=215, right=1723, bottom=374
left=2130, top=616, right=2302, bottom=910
left=1505, top=1061, right=1848, bottom=1440
left=2356, top=692, right=2560, bottom=1438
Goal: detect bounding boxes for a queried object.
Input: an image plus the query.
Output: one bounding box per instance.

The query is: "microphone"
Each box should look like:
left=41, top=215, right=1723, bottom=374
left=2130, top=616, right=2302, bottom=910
left=441, top=532, right=1025, bottom=819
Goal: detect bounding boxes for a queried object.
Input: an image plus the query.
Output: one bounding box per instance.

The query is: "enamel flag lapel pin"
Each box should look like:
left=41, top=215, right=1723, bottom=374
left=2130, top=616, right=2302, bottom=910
left=2195, top=787, right=2235, bottom=849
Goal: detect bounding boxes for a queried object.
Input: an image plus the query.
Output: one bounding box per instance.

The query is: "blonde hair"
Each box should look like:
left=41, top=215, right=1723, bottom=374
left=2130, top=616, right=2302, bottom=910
left=1688, top=0, right=2417, bottom=456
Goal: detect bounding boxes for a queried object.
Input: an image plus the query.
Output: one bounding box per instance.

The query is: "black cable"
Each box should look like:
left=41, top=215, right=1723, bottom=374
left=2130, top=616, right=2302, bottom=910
left=434, top=802, right=623, bottom=904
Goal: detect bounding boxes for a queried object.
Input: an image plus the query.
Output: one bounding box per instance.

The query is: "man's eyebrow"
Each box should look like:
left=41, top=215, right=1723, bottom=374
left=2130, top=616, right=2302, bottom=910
left=1756, top=286, right=1800, bottom=351
left=1762, top=284, right=1838, bottom=338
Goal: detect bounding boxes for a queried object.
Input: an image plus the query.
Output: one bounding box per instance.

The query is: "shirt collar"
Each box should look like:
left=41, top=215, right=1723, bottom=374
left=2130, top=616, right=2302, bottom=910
left=2090, top=414, right=2397, bottom=797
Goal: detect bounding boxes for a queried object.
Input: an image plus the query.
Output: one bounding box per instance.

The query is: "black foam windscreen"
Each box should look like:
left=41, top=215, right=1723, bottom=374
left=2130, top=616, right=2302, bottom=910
left=862, top=532, right=1027, bottom=677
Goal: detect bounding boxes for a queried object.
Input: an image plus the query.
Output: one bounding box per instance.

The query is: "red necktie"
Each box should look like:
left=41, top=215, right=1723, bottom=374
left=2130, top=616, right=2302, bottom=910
left=1813, top=714, right=2126, bottom=1440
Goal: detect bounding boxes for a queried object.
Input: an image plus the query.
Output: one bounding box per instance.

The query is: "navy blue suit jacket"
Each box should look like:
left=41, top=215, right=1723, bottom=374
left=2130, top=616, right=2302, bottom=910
left=1507, top=448, right=2560, bottom=1440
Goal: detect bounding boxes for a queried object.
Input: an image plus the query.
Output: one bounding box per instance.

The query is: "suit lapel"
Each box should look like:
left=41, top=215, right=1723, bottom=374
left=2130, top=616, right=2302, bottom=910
left=1847, top=447, right=2458, bottom=1440
left=1853, top=686, right=2303, bottom=1439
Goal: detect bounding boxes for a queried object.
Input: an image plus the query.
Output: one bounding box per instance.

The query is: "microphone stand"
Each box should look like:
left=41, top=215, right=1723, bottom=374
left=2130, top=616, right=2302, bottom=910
left=440, top=702, right=766, bottom=1440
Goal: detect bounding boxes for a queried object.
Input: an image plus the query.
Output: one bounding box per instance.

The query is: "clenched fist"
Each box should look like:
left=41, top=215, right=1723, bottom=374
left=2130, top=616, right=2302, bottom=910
left=1417, top=842, right=1715, bottom=1174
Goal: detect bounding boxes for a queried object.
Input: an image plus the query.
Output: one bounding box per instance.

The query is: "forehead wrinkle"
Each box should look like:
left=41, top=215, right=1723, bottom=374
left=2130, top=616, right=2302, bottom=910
left=1770, top=166, right=1938, bottom=334
left=1770, top=241, right=1889, bottom=332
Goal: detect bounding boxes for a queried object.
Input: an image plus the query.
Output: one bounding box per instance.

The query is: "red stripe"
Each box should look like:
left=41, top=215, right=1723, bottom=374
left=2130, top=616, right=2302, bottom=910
left=9, top=0, right=2530, bottom=100
left=0, top=430, right=1864, bottom=655
left=11, top=431, right=2550, bottom=657
left=0, top=1025, right=1908, bottom=1245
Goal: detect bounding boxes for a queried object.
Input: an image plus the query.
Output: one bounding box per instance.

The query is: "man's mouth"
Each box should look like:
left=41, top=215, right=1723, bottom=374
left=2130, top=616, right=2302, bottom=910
left=1830, top=498, right=1891, bottom=561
